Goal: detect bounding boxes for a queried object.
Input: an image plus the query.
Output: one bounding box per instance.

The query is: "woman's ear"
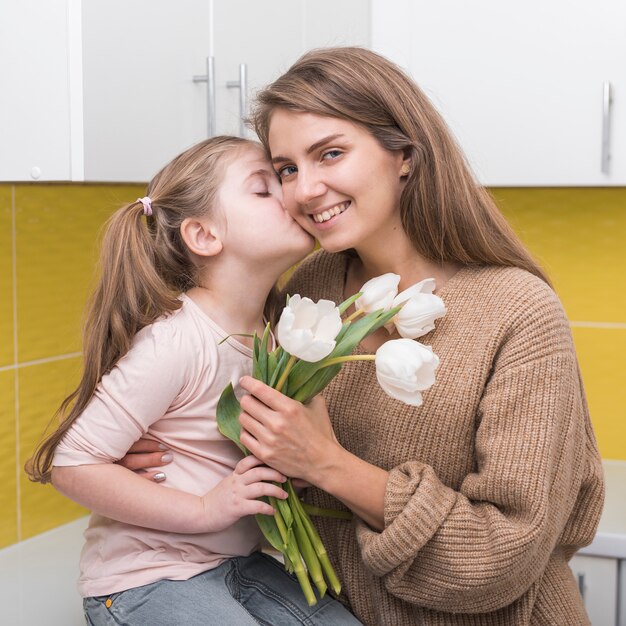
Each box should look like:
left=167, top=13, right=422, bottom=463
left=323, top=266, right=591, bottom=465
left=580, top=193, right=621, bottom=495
left=400, top=146, right=414, bottom=178
left=180, top=217, right=223, bottom=258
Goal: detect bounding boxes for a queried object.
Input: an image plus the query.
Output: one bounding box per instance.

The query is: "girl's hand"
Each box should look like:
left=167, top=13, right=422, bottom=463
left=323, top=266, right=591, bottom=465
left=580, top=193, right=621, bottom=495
left=115, top=438, right=173, bottom=482
left=238, top=376, right=341, bottom=484
left=202, top=454, right=288, bottom=532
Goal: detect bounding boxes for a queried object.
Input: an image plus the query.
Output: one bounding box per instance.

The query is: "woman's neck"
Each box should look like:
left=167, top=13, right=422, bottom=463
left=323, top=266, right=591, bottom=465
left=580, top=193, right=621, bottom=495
left=350, top=238, right=461, bottom=294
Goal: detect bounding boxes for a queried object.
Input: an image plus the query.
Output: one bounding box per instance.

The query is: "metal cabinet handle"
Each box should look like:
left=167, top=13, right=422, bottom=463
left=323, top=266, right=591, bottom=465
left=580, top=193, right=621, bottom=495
left=193, top=56, right=216, bottom=137
left=601, top=81, right=612, bottom=175
left=227, top=63, right=248, bottom=137
left=577, top=572, right=586, bottom=603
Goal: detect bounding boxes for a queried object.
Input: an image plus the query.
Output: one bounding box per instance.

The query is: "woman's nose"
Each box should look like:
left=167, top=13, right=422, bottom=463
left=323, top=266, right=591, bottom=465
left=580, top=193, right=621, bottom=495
left=293, top=168, right=326, bottom=206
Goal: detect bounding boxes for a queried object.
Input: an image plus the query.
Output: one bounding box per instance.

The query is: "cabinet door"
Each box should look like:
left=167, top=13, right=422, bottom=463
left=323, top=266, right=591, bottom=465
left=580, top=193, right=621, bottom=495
left=372, top=0, right=626, bottom=186
left=81, top=0, right=212, bottom=182
left=212, top=0, right=371, bottom=139
left=0, top=0, right=72, bottom=181
left=570, top=555, right=618, bottom=626
left=212, top=0, right=304, bottom=138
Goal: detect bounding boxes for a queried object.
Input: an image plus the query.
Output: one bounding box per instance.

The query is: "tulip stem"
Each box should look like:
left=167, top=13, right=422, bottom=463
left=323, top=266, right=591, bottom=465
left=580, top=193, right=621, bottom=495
left=343, top=308, right=365, bottom=323
left=275, top=354, right=297, bottom=392
left=319, top=354, right=376, bottom=369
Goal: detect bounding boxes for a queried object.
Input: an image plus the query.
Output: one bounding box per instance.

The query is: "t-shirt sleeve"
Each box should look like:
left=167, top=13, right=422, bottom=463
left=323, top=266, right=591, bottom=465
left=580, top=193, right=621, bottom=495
left=53, top=317, right=194, bottom=466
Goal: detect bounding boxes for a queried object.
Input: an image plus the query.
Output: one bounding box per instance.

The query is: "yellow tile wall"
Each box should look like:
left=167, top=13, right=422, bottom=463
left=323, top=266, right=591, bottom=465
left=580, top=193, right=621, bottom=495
left=0, top=184, right=624, bottom=549
left=494, top=188, right=626, bottom=461
left=0, top=183, right=144, bottom=547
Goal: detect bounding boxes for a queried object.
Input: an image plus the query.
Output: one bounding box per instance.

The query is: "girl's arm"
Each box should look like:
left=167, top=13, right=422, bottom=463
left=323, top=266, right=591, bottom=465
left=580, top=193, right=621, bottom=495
left=238, top=380, right=389, bottom=531
left=52, top=454, right=287, bottom=534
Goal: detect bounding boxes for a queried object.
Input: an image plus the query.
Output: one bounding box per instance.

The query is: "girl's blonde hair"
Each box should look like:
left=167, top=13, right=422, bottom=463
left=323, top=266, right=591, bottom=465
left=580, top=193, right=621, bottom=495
left=251, top=47, right=549, bottom=284
left=26, top=136, right=256, bottom=483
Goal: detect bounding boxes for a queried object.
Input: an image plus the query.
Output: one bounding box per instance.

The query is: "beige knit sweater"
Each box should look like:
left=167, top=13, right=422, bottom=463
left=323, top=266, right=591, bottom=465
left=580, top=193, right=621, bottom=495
left=284, top=251, right=604, bottom=626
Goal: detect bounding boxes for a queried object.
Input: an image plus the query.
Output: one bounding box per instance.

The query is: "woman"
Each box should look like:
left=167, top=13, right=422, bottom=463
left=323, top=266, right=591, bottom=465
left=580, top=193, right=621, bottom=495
left=123, top=47, right=604, bottom=625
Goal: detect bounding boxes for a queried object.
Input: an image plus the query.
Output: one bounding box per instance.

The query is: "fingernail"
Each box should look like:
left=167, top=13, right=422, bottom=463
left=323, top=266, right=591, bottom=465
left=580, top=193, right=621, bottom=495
left=154, top=472, right=166, bottom=482
left=158, top=444, right=168, bottom=451
left=161, top=453, right=173, bottom=463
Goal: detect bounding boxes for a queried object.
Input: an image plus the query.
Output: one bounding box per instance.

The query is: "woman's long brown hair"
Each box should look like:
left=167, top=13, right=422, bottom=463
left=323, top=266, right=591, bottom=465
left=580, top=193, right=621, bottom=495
left=251, top=47, right=549, bottom=284
left=26, top=136, right=255, bottom=483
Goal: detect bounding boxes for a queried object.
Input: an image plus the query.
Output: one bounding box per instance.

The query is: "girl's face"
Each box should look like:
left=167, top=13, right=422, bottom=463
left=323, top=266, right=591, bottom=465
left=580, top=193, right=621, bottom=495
left=268, top=110, right=408, bottom=254
left=216, top=145, right=314, bottom=269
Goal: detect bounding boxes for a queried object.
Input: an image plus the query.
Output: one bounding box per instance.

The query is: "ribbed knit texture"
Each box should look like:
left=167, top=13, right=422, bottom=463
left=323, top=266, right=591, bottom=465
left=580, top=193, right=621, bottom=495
left=284, top=251, right=604, bottom=626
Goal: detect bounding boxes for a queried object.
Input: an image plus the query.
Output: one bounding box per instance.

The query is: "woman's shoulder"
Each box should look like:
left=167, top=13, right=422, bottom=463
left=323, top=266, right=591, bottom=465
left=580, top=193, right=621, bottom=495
left=459, top=264, right=562, bottom=317
left=453, top=265, right=572, bottom=358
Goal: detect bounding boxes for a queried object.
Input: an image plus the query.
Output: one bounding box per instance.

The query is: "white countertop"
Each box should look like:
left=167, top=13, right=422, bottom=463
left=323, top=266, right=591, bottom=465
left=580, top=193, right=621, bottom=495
left=579, top=460, right=626, bottom=559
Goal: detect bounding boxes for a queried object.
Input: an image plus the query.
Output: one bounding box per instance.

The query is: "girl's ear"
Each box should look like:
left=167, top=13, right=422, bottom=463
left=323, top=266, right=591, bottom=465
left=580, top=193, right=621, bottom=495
left=180, top=217, right=223, bottom=258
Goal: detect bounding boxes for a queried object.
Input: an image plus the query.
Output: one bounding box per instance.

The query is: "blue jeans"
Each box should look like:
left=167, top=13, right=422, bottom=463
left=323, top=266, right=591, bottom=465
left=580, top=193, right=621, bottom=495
left=83, top=551, right=362, bottom=625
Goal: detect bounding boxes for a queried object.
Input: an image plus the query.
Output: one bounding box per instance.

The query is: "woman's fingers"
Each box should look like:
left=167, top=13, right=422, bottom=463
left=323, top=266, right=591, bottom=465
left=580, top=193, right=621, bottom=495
left=240, top=376, right=289, bottom=410
left=115, top=450, right=173, bottom=471
left=239, top=392, right=277, bottom=425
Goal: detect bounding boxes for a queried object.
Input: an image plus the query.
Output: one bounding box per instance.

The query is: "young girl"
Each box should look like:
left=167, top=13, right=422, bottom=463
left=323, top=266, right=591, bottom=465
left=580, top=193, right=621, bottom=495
left=26, top=137, right=362, bottom=625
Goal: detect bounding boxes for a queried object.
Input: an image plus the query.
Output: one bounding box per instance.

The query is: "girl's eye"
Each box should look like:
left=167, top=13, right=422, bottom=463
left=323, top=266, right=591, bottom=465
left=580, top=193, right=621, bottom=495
left=277, top=165, right=297, bottom=180
left=322, top=149, right=342, bottom=161
left=255, top=191, right=271, bottom=197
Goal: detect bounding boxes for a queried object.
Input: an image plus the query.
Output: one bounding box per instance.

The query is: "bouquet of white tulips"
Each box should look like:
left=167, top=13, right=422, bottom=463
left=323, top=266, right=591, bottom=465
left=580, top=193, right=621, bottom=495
left=216, top=273, right=446, bottom=605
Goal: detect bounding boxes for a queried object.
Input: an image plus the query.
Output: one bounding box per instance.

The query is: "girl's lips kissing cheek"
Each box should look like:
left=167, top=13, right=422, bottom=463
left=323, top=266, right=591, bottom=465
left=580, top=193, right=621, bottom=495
left=309, top=202, right=350, bottom=228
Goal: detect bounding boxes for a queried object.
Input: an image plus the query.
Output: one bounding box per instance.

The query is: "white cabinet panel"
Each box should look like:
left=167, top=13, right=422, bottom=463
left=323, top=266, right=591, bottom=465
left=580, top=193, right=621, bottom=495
left=0, top=0, right=72, bottom=181
left=82, top=0, right=212, bottom=181
left=212, top=0, right=304, bottom=138
left=372, top=0, right=626, bottom=186
left=570, top=554, right=618, bottom=626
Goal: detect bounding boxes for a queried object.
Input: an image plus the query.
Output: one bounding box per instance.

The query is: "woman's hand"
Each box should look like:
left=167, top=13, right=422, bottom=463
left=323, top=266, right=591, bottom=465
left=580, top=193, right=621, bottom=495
left=202, top=454, right=288, bottom=532
left=238, top=376, right=341, bottom=485
left=115, top=438, right=173, bottom=482
left=240, top=376, right=389, bottom=530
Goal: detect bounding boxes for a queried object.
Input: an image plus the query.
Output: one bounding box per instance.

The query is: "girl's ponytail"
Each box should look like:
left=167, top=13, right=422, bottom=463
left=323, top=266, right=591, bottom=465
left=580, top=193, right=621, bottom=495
left=26, top=136, right=253, bottom=483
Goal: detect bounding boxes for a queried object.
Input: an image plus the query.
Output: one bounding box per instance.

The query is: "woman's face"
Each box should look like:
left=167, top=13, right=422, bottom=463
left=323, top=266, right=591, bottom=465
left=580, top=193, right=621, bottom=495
left=268, top=109, right=408, bottom=254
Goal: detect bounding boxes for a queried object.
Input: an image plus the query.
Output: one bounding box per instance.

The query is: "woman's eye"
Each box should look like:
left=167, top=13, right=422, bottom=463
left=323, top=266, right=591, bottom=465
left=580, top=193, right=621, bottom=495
left=277, top=165, right=297, bottom=179
left=322, top=149, right=342, bottom=161
left=255, top=191, right=271, bottom=197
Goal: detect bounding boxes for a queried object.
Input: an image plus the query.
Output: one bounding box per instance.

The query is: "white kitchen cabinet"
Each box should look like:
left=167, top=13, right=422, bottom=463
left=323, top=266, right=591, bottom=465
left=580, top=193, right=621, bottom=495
left=570, top=554, right=619, bottom=626
left=372, top=0, right=626, bottom=186
left=1, top=0, right=370, bottom=183
left=0, top=0, right=74, bottom=181
left=81, top=0, right=212, bottom=182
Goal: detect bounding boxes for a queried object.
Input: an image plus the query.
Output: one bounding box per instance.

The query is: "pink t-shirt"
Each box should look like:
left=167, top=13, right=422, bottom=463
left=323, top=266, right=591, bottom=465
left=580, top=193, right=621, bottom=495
left=53, top=294, right=263, bottom=597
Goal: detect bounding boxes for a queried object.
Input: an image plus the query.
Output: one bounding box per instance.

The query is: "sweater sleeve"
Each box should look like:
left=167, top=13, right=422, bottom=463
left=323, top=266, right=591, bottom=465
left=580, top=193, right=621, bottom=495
left=355, top=281, right=604, bottom=613
left=53, top=316, right=193, bottom=466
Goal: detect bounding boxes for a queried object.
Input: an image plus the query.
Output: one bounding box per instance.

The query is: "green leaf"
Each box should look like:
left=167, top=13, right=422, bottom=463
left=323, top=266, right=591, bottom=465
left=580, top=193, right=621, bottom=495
left=255, top=510, right=285, bottom=553
left=267, top=351, right=278, bottom=387
left=252, top=333, right=262, bottom=380
left=337, top=291, right=362, bottom=315
left=291, top=364, right=342, bottom=403
left=216, top=383, right=248, bottom=455
left=258, top=323, right=271, bottom=384
left=269, top=350, right=289, bottom=388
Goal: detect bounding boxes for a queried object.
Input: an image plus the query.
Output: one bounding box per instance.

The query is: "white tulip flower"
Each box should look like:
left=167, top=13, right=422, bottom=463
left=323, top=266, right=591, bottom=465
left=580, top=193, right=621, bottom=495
left=385, top=278, right=447, bottom=338
left=355, top=273, right=400, bottom=313
left=375, top=338, right=439, bottom=406
left=277, top=295, right=343, bottom=362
